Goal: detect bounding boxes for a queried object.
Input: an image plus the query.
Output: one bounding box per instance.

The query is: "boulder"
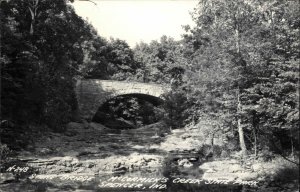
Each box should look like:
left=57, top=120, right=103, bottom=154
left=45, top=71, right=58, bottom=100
left=199, top=161, right=219, bottom=170
left=105, top=118, right=135, bottom=129
left=228, top=164, right=244, bottom=173
left=202, top=172, right=237, bottom=181
left=64, top=130, right=78, bottom=137
left=113, top=166, right=127, bottom=173
left=189, top=157, right=198, bottom=162
left=238, top=172, right=259, bottom=180
left=178, top=159, right=193, bottom=167
left=252, top=163, right=264, bottom=172
left=229, top=159, right=239, bottom=164
left=47, top=165, right=73, bottom=174
left=0, top=173, right=15, bottom=184
left=66, top=122, right=84, bottom=130
left=206, top=168, right=217, bottom=173
left=89, top=122, right=106, bottom=131
left=39, top=147, right=53, bottom=155
left=132, top=145, right=145, bottom=149
left=181, top=135, right=192, bottom=139
left=57, top=156, right=79, bottom=167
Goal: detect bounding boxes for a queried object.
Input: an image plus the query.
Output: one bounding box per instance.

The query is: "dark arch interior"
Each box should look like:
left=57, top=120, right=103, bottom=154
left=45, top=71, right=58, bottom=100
left=92, top=94, right=164, bottom=129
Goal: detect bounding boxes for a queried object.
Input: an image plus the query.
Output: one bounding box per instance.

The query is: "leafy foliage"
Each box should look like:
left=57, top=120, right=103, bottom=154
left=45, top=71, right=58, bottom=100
left=133, top=36, right=187, bottom=84
left=94, top=96, right=163, bottom=129
left=180, top=0, right=299, bottom=157
left=1, top=0, right=102, bottom=130
left=0, top=0, right=140, bottom=131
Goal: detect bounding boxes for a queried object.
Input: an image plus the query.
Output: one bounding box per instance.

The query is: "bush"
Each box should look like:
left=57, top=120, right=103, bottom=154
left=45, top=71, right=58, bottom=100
left=212, top=145, right=223, bottom=158
left=220, top=150, right=230, bottom=158
left=270, top=157, right=299, bottom=183
left=273, top=166, right=299, bottom=183
left=199, top=144, right=213, bottom=157
left=0, top=143, right=11, bottom=161
left=43, top=77, right=77, bottom=131
left=257, top=149, right=276, bottom=162
left=162, top=89, right=190, bottom=129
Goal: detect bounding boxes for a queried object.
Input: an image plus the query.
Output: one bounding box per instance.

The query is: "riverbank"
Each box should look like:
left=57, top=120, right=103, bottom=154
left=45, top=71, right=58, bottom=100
left=155, top=126, right=299, bottom=191
left=0, top=122, right=167, bottom=181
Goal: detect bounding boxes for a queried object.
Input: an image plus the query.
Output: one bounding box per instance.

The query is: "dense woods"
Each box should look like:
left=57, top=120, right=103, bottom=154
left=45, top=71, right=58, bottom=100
left=0, top=0, right=299, bottom=166
left=0, top=0, right=136, bottom=130
left=181, top=0, right=300, bottom=160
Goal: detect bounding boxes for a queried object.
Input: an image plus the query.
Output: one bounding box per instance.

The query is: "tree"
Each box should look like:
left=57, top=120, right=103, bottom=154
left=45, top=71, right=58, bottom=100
left=182, top=0, right=299, bottom=159
left=106, top=38, right=137, bottom=80
left=0, top=0, right=104, bottom=130
left=133, top=36, right=187, bottom=85
left=162, top=89, right=190, bottom=129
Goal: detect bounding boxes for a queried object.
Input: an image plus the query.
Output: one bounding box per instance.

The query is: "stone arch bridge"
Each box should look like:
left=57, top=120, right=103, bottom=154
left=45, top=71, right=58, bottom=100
left=75, top=79, right=171, bottom=120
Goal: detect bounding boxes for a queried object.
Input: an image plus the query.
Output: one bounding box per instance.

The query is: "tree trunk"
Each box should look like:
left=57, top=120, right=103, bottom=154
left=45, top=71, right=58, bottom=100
left=237, top=89, right=247, bottom=158
left=235, top=27, right=240, bottom=53
left=253, top=127, right=257, bottom=157
left=290, top=129, right=294, bottom=159
left=237, top=118, right=247, bottom=157
left=210, top=131, right=215, bottom=154
left=30, top=21, right=34, bottom=35
left=234, top=10, right=240, bottom=54
left=252, top=114, right=258, bottom=157
left=234, top=11, right=247, bottom=158
left=210, top=131, right=215, bottom=147
left=28, top=0, right=39, bottom=35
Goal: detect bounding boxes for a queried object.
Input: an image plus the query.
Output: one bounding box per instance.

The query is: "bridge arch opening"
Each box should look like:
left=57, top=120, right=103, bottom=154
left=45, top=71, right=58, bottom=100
left=92, top=94, right=164, bottom=129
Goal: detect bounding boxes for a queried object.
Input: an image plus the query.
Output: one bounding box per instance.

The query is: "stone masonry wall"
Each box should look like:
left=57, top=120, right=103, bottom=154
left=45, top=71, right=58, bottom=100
left=75, top=79, right=170, bottom=120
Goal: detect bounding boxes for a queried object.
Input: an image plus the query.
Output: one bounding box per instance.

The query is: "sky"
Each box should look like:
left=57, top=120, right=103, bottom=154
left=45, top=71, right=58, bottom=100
left=72, top=0, right=198, bottom=47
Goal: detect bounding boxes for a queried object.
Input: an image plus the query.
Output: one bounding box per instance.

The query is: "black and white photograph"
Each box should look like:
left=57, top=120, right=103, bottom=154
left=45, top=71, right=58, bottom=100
left=0, top=0, right=299, bottom=191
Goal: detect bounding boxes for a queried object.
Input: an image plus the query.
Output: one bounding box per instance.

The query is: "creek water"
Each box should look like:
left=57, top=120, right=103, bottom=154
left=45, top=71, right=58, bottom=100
left=0, top=124, right=257, bottom=192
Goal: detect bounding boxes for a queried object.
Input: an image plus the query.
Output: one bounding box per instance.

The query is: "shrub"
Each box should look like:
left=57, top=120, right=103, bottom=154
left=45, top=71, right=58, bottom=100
left=0, top=143, right=11, bottom=161
left=220, top=150, right=230, bottom=158
left=162, top=89, right=190, bottom=129
left=212, top=145, right=223, bottom=158
left=270, top=157, right=299, bottom=183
